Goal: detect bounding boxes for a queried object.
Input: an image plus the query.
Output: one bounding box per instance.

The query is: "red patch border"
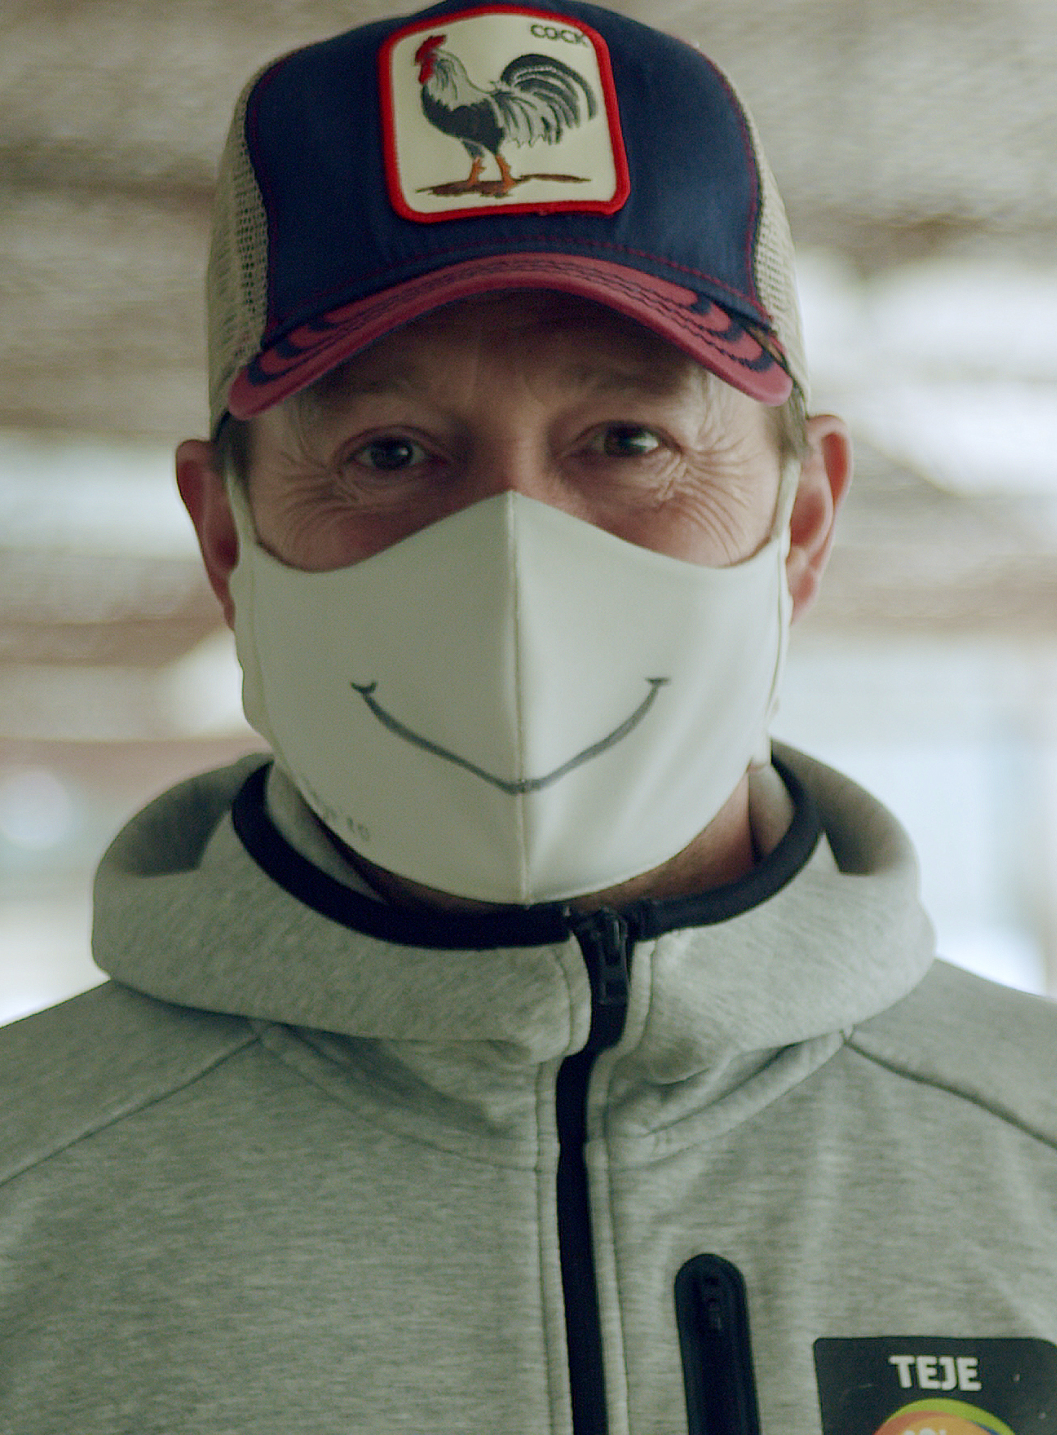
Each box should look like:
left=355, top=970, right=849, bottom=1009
left=378, top=4, right=631, bottom=224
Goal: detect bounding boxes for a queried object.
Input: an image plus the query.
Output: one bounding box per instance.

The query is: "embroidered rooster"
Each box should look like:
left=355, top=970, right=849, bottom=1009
left=413, top=34, right=598, bottom=196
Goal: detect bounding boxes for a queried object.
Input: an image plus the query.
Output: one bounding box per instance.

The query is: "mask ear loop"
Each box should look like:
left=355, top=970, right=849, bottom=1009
left=225, top=470, right=259, bottom=552
left=770, top=456, right=802, bottom=551
left=751, top=457, right=802, bottom=774
left=220, top=468, right=277, bottom=760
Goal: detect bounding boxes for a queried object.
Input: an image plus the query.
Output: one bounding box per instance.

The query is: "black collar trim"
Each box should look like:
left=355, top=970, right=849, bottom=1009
left=231, top=758, right=822, bottom=951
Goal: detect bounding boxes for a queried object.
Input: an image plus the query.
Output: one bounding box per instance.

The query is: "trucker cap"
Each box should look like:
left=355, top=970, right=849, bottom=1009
left=207, top=0, right=808, bottom=436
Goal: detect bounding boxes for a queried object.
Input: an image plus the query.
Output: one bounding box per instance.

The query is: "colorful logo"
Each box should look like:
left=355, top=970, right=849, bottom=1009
left=380, top=7, right=629, bottom=221
left=874, top=1398, right=1017, bottom=1435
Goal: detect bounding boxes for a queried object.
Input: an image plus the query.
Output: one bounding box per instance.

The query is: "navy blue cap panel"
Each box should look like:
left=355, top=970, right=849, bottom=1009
left=242, top=2, right=765, bottom=346
left=244, top=20, right=395, bottom=330
left=606, top=24, right=761, bottom=306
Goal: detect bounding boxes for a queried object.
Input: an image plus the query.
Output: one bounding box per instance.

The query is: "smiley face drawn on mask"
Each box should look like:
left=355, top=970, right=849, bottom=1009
left=350, top=676, right=670, bottom=794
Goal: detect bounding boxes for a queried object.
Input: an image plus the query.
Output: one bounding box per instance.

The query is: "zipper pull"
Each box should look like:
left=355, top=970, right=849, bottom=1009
left=569, top=908, right=631, bottom=1052
left=674, top=1255, right=762, bottom=1435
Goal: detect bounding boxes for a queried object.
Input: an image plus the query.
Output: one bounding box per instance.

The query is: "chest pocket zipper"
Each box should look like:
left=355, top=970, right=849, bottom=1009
left=675, top=1254, right=762, bottom=1435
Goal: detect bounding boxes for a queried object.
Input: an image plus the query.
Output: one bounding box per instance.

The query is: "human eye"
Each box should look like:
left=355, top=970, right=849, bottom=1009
left=585, top=424, right=663, bottom=458
left=348, top=435, right=432, bottom=473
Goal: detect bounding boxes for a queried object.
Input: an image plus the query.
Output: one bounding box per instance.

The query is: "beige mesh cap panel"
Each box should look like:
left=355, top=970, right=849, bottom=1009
left=732, top=78, right=810, bottom=406
left=207, top=70, right=273, bottom=437
left=204, top=3, right=808, bottom=434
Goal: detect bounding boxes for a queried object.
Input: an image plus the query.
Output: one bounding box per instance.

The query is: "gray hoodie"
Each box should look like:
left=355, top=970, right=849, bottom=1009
left=1, top=745, right=1056, bottom=1434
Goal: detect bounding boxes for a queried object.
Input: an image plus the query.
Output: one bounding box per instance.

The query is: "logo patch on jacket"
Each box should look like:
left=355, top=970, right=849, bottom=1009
left=814, top=1337, right=1057, bottom=1433
left=379, top=6, right=629, bottom=221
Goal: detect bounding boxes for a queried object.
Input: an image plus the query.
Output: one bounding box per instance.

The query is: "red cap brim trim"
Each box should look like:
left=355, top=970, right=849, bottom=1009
left=227, top=253, right=792, bottom=420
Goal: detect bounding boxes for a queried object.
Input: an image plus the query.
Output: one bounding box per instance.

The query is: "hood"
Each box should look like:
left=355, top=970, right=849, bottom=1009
left=92, top=745, right=935, bottom=1092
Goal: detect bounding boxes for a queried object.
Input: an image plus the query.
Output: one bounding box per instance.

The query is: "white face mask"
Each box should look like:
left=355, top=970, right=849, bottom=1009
left=229, top=480, right=794, bottom=905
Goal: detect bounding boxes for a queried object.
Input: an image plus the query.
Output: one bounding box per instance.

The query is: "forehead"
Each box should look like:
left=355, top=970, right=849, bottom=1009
left=301, top=289, right=714, bottom=408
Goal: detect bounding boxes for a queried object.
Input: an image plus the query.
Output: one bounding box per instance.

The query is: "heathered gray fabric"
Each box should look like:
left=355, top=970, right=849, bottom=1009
left=2, top=745, right=1056, bottom=1433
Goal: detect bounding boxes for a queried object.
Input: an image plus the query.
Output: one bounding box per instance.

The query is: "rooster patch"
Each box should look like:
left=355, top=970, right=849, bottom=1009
left=381, top=7, right=629, bottom=221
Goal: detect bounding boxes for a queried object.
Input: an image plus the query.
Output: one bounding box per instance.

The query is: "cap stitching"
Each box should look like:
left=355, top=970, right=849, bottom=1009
left=702, top=56, right=761, bottom=300
left=259, top=235, right=771, bottom=342
left=242, top=260, right=782, bottom=395
left=260, top=258, right=774, bottom=360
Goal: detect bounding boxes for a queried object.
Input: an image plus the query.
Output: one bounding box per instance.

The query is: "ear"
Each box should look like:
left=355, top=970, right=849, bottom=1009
left=175, top=439, right=240, bottom=629
left=785, top=413, right=853, bottom=621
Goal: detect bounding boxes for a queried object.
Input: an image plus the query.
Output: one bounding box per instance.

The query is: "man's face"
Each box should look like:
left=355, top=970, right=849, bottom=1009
left=243, top=290, right=785, bottom=572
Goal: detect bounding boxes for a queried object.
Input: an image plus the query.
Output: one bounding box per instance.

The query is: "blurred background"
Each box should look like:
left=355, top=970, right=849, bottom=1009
left=2, top=0, right=1057, bottom=1023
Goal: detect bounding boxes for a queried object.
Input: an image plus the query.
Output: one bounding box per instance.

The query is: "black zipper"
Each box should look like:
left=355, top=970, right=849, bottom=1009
left=674, top=1254, right=762, bottom=1435
left=557, top=908, right=632, bottom=1435
left=558, top=914, right=763, bottom=1435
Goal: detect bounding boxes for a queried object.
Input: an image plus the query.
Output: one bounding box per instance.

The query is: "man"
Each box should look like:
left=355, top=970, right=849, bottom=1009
left=2, top=3, right=1056, bottom=1432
